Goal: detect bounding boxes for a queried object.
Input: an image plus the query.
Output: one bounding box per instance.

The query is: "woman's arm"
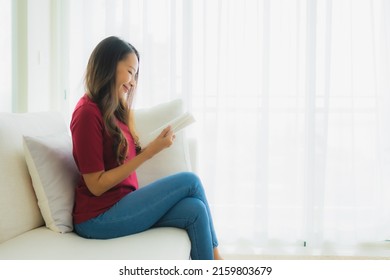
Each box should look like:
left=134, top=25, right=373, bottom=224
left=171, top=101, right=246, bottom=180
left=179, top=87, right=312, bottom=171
left=83, top=126, right=174, bottom=196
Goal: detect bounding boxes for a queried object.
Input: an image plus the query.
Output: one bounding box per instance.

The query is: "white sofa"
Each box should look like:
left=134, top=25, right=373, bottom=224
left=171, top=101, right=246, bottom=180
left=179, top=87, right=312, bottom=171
left=0, top=99, right=194, bottom=259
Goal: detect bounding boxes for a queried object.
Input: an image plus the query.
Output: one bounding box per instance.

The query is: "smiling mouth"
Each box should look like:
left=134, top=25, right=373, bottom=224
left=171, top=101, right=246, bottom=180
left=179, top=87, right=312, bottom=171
left=123, top=84, right=130, bottom=92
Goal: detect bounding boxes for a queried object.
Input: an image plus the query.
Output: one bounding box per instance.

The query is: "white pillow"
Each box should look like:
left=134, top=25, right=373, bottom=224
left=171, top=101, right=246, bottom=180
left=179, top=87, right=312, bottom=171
left=135, top=99, right=193, bottom=187
left=23, top=133, right=78, bottom=233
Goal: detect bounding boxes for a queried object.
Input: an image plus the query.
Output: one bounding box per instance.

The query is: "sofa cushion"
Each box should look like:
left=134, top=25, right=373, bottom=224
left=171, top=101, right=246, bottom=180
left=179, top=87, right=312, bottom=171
left=23, top=132, right=78, bottom=233
left=135, top=99, right=192, bottom=187
left=0, top=112, right=68, bottom=244
left=0, top=226, right=190, bottom=259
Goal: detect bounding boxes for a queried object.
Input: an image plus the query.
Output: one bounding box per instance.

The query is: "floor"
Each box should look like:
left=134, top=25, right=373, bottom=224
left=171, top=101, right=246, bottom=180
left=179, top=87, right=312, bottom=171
left=224, top=241, right=390, bottom=260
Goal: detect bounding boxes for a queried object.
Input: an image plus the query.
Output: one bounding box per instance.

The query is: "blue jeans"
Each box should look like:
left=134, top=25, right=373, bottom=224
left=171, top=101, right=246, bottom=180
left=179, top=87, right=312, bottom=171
left=74, top=172, right=219, bottom=260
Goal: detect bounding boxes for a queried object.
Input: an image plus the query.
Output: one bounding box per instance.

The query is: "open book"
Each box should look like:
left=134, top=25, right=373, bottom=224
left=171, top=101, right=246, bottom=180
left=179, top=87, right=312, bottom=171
left=149, top=112, right=196, bottom=138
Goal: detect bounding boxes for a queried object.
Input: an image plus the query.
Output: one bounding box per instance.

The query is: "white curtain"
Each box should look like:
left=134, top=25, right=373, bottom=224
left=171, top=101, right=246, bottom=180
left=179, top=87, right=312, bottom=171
left=0, top=0, right=12, bottom=112
left=3, top=0, right=390, bottom=255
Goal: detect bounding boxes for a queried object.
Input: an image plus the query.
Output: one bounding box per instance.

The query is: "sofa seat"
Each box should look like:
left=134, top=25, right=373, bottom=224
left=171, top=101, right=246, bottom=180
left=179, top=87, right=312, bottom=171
left=0, top=226, right=190, bottom=260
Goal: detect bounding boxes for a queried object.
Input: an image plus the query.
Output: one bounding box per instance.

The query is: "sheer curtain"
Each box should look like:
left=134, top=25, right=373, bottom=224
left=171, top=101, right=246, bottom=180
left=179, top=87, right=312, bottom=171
left=0, top=0, right=12, bottom=112
left=56, top=0, right=390, bottom=254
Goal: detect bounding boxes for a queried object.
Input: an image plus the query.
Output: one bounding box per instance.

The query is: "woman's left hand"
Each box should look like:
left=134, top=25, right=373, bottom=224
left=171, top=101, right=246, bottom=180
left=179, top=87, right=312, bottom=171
left=142, top=126, right=175, bottom=159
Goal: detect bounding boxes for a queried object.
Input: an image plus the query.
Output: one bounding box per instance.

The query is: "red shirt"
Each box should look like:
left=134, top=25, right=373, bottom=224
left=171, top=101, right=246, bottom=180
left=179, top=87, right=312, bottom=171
left=70, top=95, right=138, bottom=224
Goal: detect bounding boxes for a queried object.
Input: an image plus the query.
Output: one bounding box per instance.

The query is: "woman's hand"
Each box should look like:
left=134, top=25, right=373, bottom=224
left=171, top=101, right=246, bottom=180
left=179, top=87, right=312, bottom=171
left=143, top=126, right=176, bottom=159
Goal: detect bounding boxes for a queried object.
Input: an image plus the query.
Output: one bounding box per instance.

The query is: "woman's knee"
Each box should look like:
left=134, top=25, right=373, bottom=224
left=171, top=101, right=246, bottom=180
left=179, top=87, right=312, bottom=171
left=177, top=172, right=204, bottom=194
left=177, top=171, right=201, bottom=184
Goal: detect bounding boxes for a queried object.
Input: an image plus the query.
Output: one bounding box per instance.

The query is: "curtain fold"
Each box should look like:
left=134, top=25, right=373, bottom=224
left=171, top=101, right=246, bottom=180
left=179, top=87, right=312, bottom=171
left=0, top=0, right=13, bottom=112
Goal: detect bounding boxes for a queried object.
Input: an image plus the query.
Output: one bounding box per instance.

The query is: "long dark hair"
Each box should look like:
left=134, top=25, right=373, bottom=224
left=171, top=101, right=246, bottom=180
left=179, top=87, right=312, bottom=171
left=85, top=36, right=139, bottom=164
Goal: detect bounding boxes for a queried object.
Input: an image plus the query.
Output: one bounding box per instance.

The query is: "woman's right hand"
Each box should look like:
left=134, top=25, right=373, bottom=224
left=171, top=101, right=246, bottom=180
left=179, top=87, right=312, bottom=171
left=143, top=126, right=175, bottom=159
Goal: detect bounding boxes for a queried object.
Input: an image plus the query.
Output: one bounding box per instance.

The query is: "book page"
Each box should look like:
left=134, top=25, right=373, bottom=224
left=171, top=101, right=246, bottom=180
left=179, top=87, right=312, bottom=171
left=149, top=112, right=195, bottom=138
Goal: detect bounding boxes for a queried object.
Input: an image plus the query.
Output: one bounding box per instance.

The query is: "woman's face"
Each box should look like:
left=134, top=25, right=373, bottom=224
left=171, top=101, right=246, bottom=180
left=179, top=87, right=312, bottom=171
left=115, top=52, right=139, bottom=99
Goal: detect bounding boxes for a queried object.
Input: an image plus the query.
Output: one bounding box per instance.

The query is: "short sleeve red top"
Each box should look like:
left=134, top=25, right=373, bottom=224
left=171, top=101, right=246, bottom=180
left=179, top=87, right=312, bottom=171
left=70, top=94, right=139, bottom=224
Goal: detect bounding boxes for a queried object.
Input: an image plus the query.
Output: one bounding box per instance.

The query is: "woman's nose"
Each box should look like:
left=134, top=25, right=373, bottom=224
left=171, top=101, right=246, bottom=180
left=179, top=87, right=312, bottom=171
left=127, top=80, right=135, bottom=90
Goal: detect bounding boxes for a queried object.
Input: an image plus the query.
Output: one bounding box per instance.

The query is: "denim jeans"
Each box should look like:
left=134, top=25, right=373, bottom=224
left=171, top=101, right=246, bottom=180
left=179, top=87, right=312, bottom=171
left=74, top=172, right=219, bottom=260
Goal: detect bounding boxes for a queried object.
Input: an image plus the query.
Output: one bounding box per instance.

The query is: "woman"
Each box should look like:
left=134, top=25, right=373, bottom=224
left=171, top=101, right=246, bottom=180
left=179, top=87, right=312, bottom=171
left=70, top=36, right=222, bottom=260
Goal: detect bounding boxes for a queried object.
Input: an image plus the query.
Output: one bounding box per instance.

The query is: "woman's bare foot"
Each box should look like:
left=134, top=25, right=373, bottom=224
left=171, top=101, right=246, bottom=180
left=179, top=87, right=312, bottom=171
left=213, top=247, right=224, bottom=260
